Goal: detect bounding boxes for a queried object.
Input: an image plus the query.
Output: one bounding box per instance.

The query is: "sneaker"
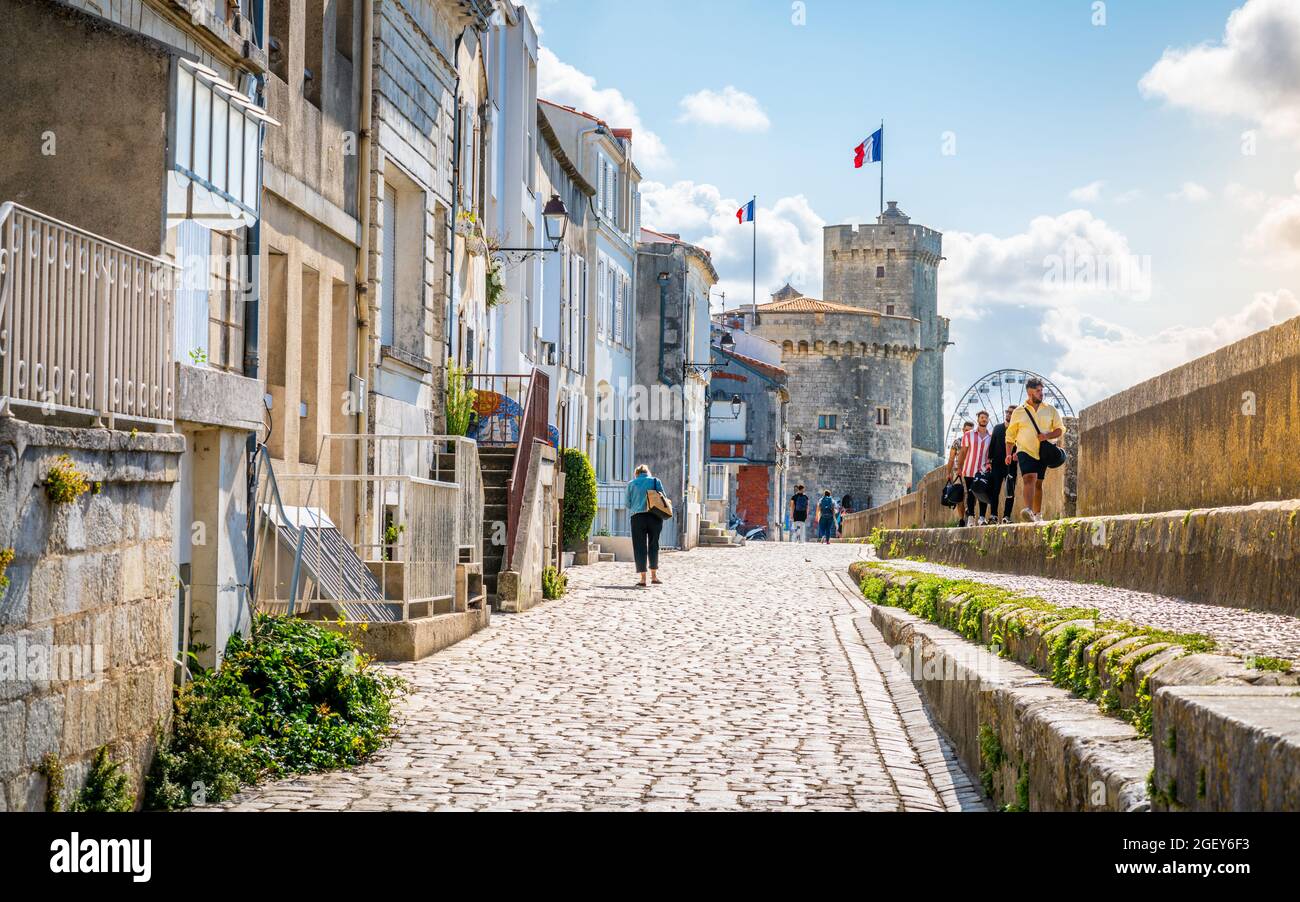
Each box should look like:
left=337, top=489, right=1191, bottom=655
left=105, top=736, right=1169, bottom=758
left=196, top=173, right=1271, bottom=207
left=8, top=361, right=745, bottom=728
left=965, top=516, right=975, bottom=528
left=1020, top=507, right=1036, bottom=523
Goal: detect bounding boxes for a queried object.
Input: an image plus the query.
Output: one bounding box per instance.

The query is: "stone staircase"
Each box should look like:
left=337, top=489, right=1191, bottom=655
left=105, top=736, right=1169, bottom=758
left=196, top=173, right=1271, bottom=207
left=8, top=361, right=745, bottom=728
left=698, top=519, right=742, bottom=548
left=477, top=445, right=517, bottom=607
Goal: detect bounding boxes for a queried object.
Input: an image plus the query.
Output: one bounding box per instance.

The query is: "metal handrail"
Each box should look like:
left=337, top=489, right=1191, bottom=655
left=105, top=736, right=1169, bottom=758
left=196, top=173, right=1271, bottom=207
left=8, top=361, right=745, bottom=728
left=504, top=368, right=549, bottom=569
left=249, top=443, right=306, bottom=613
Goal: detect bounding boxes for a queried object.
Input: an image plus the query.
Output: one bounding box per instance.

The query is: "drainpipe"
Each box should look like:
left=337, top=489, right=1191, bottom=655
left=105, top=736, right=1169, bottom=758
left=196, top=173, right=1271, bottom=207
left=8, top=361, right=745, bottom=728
left=448, top=34, right=465, bottom=371
left=353, top=0, right=375, bottom=542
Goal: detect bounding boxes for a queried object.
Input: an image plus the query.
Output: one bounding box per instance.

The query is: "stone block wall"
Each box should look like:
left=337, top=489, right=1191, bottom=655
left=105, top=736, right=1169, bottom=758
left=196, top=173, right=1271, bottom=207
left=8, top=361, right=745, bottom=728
left=0, top=420, right=183, bottom=811
left=1077, top=314, right=1300, bottom=516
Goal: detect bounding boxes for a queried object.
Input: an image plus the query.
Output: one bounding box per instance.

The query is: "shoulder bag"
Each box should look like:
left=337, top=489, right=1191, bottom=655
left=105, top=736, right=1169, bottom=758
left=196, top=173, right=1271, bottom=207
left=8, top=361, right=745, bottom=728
left=646, top=478, right=674, bottom=520
left=1023, top=407, right=1067, bottom=469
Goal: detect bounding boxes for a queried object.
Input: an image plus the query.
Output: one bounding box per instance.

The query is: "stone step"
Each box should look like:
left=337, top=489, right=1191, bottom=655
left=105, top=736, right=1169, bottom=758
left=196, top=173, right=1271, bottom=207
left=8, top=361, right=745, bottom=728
left=598, top=552, right=615, bottom=563
left=699, top=535, right=740, bottom=547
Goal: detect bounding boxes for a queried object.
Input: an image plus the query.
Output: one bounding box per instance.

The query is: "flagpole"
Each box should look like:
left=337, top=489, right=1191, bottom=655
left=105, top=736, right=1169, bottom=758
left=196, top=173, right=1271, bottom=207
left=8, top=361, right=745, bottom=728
left=879, top=119, right=884, bottom=216
left=751, top=195, right=758, bottom=326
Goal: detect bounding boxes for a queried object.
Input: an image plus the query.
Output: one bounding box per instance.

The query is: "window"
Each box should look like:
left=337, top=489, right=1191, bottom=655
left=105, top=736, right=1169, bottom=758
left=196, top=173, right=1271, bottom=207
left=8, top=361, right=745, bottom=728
left=172, top=60, right=270, bottom=217
left=818, top=414, right=838, bottom=431
left=335, top=0, right=355, bottom=62
left=380, top=166, right=426, bottom=358
left=876, top=407, right=890, bottom=426
left=885, top=304, right=895, bottom=315
left=304, top=2, right=323, bottom=107
left=707, top=464, right=726, bottom=501
left=876, top=265, right=886, bottom=278
left=269, top=0, right=291, bottom=82
left=623, top=273, right=633, bottom=346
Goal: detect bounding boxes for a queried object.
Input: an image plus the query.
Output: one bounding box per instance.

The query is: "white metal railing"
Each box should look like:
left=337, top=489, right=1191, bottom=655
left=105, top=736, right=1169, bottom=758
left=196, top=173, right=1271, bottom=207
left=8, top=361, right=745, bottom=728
left=0, top=203, right=177, bottom=427
left=595, top=480, right=630, bottom=537
left=251, top=435, right=481, bottom=623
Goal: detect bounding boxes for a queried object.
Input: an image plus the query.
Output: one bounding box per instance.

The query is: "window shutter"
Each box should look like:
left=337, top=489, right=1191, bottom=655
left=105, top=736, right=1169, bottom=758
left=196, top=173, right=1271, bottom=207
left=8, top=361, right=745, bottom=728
left=597, top=258, right=606, bottom=338
left=614, top=273, right=624, bottom=344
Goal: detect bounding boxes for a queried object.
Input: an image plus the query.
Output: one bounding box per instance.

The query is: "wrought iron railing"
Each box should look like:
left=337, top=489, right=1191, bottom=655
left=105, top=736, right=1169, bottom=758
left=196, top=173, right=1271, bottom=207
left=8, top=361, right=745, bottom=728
left=465, top=372, right=531, bottom=444
left=0, top=202, right=177, bottom=427
left=595, top=481, right=631, bottom=537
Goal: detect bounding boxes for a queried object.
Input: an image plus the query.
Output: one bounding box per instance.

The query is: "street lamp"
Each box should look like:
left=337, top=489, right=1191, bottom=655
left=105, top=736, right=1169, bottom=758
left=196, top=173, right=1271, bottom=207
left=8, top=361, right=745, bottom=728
left=718, top=331, right=735, bottom=353
left=793, top=433, right=803, bottom=457
left=494, top=195, right=570, bottom=264
left=542, top=194, right=568, bottom=249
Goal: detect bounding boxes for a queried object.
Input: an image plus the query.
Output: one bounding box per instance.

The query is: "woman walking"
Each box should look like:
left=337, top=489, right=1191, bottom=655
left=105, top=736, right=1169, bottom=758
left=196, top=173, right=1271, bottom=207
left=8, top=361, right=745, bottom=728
left=625, top=464, right=666, bottom=588
left=816, top=490, right=837, bottom=544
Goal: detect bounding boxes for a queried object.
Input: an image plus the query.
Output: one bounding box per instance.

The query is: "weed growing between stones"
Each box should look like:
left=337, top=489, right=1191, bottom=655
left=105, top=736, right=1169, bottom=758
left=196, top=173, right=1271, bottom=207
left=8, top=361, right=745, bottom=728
left=850, top=560, right=1218, bottom=737
left=44, top=454, right=91, bottom=504
left=146, top=615, right=407, bottom=810
left=977, top=723, right=1002, bottom=798
left=72, top=746, right=135, bottom=812
left=542, top=566, right=567, bottom=600
left=0, top=546, right=13, bottom=592
left=37, top=753, right=64, bottom=812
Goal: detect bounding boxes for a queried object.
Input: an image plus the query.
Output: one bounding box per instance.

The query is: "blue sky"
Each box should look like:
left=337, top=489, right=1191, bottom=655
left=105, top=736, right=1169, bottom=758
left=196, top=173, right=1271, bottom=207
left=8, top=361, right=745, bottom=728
left=526, top=0, right=1300, bottom=416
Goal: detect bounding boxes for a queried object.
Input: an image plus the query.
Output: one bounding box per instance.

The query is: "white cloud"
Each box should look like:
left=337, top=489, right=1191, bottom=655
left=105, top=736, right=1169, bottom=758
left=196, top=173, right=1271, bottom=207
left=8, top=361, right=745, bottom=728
left=1244, top=184, right=1300, bottom=267
left=1068, top=180, right=1105, bottom=203
left=941, top=210, right=1150, bottom=318
left=1168, top=181, right=1211, bottom=202
left=1043, top=289, right=1300, bottom=406
left=677, top=86, right=771, bottom=132
left=1139, top=0, right=1300, bottom=142
left=1225, top=181, right=1270, bottom=211
left=537, top=46, right=671, bottom=171
left=640, top=181, right=825, bottom=306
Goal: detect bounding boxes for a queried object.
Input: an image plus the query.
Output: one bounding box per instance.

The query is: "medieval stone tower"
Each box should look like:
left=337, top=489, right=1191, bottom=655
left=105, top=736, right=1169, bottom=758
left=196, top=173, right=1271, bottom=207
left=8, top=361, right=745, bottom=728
left=740, top=201, right=948, bottom=510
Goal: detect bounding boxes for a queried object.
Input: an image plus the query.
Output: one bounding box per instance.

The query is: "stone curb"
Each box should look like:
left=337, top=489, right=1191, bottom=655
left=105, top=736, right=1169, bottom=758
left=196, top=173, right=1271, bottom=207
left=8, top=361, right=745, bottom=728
left=868, top=601, right=1151, bottom=811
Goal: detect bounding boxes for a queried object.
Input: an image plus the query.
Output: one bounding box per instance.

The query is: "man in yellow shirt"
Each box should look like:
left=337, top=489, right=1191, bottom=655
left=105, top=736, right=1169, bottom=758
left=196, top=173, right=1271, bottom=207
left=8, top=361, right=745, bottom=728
left=1003, top=378, right=1064, bottom=523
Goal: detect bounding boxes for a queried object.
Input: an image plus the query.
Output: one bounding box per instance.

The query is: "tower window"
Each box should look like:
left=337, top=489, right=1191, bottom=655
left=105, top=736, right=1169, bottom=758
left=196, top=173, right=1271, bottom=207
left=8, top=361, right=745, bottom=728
left=876, top=407, right=890, bottom=426
left=876, top=266, right=885, bottom=278
left=885, top=304, right=895, bottom=315
left=818, top=414, right=838, bottom=431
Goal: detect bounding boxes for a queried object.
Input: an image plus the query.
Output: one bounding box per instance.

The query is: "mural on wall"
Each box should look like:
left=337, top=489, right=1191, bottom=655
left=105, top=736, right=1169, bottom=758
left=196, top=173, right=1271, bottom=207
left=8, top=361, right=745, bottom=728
left=469, top=391, right=522, bottom=445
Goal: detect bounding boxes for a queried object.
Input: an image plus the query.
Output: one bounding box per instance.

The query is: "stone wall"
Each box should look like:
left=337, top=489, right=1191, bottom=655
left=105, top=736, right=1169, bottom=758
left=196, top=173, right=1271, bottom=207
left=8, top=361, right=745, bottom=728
left=0, top=420, right=183, bottom=811
left=869, top=499, right=1300, bottom=617
left=1077, top=314, right=1300, bottom=516
left=0, top=0, right=173, bottom=255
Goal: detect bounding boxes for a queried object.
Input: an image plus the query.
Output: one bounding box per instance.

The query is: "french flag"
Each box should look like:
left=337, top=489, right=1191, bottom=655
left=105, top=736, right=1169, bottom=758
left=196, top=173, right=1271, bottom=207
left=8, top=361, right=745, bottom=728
left=854, top=126, right=883, bottom=169
left=736, top=199, right=755, bottom=224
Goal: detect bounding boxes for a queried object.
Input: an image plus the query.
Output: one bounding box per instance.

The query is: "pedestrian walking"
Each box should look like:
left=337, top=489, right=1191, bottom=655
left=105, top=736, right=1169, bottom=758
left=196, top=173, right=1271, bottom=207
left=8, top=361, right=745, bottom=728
left=1005, top=378, right=1065, bottom=523
left=946, top=421, right=973, bottom=526
left=789, top=484, right=810, bottom=543
left=957, top=411, right=993, bottom=526
left=816, top=490, right=837, bottom=544
left=625, top=464, right=667, bottom=588
left=988, top=404, right=1019, bottom=523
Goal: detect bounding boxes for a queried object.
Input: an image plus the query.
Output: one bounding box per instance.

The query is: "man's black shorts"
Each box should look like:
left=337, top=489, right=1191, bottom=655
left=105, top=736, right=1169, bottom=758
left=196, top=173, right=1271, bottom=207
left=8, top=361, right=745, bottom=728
left=1017, top=451, right=1048, bottom=478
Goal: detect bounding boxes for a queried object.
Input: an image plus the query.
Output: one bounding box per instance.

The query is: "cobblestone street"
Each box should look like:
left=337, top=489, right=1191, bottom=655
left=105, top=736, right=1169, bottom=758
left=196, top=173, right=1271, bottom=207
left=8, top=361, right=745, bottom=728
left=216, top=543, right=984, bottom=812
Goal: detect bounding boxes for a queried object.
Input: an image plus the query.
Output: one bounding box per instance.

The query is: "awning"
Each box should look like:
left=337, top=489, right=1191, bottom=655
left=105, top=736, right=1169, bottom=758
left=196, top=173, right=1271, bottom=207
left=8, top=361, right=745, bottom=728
left=168, top=58, right=279, bottom=231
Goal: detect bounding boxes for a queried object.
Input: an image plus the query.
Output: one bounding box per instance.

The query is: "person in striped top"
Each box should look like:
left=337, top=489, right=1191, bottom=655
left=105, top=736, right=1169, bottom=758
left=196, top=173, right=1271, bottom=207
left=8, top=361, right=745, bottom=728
left=956, top=410, right=993, bottom=526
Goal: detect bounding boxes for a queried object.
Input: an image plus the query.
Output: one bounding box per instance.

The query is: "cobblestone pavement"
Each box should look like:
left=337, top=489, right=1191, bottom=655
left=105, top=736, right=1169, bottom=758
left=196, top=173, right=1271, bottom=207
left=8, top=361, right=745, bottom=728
left=872, top=556, right=1300, bottom=660
left=216, top=543, right=985, bottom=812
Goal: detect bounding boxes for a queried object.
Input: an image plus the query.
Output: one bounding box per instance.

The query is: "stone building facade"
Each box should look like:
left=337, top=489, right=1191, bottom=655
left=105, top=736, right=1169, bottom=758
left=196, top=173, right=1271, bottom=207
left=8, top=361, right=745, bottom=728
left=741, top=202, right=947, bottom=510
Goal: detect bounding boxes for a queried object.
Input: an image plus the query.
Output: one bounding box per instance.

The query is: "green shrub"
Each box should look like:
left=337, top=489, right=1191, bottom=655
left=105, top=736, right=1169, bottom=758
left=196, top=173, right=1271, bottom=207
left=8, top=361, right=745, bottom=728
left=561, top=448, right=598, bottom=546
left=72, top=746, right=135, bottom=812
left=542, top=566, right=567, bottom=600
left=444, top=359, right=477, bottom=436
left=146, top=615, right=406, bottom=810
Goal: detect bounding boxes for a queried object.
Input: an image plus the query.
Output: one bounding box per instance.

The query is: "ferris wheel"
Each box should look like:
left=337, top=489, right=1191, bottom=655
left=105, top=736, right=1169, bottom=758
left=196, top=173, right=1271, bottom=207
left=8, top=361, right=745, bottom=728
left=944, top=369, right=1076, bottom=452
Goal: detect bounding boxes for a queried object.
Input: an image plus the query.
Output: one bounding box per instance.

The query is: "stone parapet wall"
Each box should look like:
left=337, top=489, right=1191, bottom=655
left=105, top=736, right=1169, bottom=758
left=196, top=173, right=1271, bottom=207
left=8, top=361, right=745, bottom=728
left=1077, top=314, right=1300, bottom=516
left=0, top=420, right=184, bottom=811
left=867, top=499, right=1300, bottom=617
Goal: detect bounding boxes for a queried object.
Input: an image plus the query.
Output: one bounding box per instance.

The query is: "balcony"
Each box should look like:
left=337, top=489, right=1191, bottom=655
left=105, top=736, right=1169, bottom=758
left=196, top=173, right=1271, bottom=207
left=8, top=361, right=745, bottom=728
left=0, top=203, right=177, bottom=429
